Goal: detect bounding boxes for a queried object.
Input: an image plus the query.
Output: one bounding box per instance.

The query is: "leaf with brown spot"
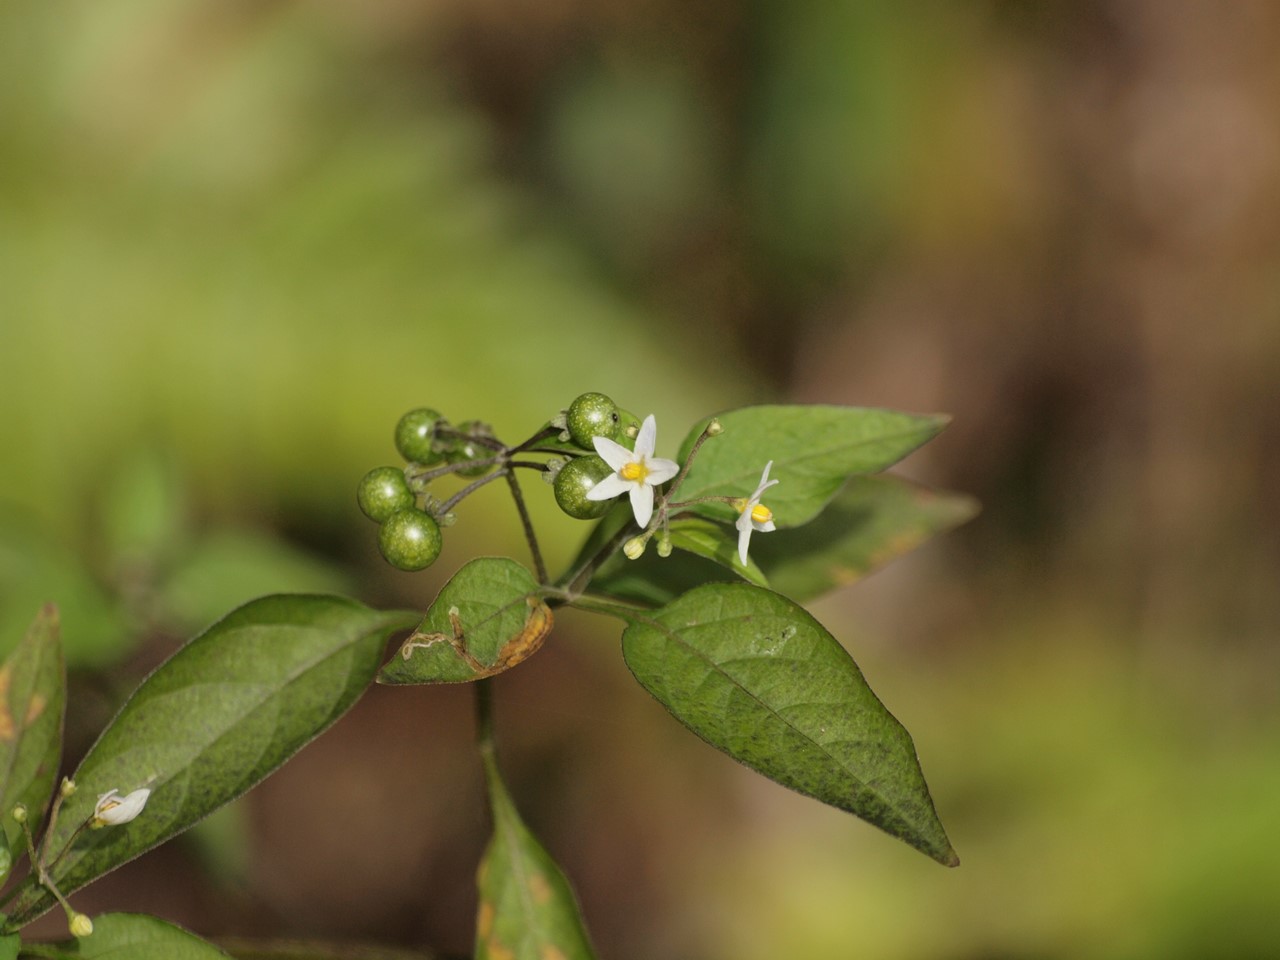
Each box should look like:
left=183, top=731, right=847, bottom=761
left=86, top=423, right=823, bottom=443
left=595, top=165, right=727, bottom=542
left=474, top=758, right=596, bottom=960
left=0, top=604, right=65, bottom=867
left=379, top=559, right=552, bottom=685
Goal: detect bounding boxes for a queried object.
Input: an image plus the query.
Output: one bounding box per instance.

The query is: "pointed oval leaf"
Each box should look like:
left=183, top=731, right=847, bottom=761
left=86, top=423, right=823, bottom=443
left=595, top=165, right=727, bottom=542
left=676, top=405, right=948, bottom=527
left=378, top=558, right=552, bottom=685
left=31, top=913, right=231, bottom=958
left=753, top=476, right=979, bottom=602
left=4, top=595, right=416, bottom=928
left=621, top=582, right=957, bottom=865
left=0, top=604, right=66, bottom=865
left=476, top=758, right=596, bottom=960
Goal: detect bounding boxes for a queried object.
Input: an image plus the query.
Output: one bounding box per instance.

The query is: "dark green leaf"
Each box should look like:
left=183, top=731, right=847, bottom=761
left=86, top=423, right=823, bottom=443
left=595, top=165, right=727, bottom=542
left=676, top=405, right=948, bottom=527
left=0, top=604, right=65, bottom=867
left=475, top=756, right=596, bottom=960
left=754, top=476, right=978, bottom=602
left=379, top=559, right=552, bottom=685
left=621, top=583, right=957, bottom=865
left=666, top=519, right=768, bottom=588
left=583, top=518, right=767, bottom=608
left=23, top=913, right=229, bottom=958
left=558, top=501, right=633, bottom=589
left=4, top=596, right=416, bottom=928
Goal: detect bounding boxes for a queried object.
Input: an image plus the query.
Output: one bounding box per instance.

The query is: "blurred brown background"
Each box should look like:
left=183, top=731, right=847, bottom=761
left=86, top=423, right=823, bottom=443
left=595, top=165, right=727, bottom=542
left=2, top=1, right=1278, bottom=958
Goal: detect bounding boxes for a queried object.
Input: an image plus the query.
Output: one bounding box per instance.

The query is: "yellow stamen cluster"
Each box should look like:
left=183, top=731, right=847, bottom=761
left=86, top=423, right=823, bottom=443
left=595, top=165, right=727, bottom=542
left=620, top=462, right=648, bottom=482
left=750, top=504, right=773, bottom=524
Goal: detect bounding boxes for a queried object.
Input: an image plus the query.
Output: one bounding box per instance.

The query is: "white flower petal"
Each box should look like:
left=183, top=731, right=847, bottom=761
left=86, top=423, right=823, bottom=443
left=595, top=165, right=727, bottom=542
left=737, top=525, right=752, bottom=566
left=585, top=473, right=631, bottom=501
left=591, top=435, right=634, bottom=471
left=645, top=457, right=680, bottom=486
left=94, top=787, right=151, bottom=826
left=629, top=484, right=655, bottom=527
left=633, top=415, right=658, bottom=458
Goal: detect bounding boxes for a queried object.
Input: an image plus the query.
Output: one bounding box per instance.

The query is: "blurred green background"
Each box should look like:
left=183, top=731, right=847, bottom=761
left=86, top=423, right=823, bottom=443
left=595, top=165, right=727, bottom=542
left=2, top=1, right=1278, bottom=957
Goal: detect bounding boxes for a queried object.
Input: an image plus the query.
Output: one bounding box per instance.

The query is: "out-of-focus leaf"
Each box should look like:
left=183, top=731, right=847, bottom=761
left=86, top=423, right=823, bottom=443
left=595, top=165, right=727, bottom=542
left=0, top=931, right=15, bottom=959
left=0, top=605, right=65, bottom=867
left=475, top=755, right=596, bottom=960
left=26, top=913, right=230, bottom=958
left=0, top=517, right=129, bottom=668
left=621, top=583, right=957, bottom=866
left=100, top=448, right=186, bottom=574
left=676, top=406, right=948, bottom=528
left=378, top=559, right=551, bottom=685
left=754, top=475, right=978, bottom=602
left=159, top=531, right=351, bottom=632
left=3, top=596, right=416, bottom=928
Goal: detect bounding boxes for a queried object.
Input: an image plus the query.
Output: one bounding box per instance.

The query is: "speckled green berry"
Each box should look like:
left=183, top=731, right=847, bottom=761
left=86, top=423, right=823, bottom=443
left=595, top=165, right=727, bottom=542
left=395, top=408, right=446, bottom=465
left=613, top=407, right=642, bottom=444
left=378, top=508, right=442, bottom=571
left=566, top=392, right=621, bottom=449
left=553, top=455, right=614, bottom=520
left=357, top=466, right=415, bottom=523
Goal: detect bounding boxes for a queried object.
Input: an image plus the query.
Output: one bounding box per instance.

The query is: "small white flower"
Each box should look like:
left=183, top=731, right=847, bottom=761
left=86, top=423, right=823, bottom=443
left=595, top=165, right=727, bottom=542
left=91, top=787, right=151, bottom=828
left=586, top=414, right=680, bottom=528
left=735, top=461, right=779, bottom=566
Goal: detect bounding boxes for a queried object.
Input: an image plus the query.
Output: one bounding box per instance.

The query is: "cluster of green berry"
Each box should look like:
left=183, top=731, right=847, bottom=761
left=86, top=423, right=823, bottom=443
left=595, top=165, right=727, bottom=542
left=551, top=392, right=641, bottom=520
left=356, top=394, right=640, bottom=571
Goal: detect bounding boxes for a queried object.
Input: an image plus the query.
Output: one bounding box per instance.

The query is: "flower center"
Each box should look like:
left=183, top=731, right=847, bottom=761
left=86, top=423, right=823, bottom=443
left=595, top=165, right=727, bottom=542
left=620, top=461, right=648, bottom=483
left=750, top=504, right=773, bottom=524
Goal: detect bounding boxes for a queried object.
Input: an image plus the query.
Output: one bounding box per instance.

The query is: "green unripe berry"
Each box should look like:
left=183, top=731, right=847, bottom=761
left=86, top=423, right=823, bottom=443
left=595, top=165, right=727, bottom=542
left=447, top=420, right=494, bottom=477
left=395, top=408, right=446, bottom=465
left=357, top=466, right=415, bottom=522
left=378, top=508, right=442, bottom=571
left=614, top=407, right=642, bottom=444
left=553, top=455, right=614, bottom=520
left=566, top=392, right=621, bottom=449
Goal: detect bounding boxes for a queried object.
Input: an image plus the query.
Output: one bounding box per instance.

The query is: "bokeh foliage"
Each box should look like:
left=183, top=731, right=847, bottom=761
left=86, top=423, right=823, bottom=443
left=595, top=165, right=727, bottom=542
left=2, top=0, right=1279, bottom=958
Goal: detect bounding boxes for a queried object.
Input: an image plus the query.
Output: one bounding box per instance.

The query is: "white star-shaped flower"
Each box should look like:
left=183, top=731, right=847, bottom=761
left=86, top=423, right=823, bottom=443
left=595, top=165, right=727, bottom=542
left=585, top=414, right=680, bottom=528
left=91, top=787, right=151, bottom=828
left=735, top=461, right=779, bottom=565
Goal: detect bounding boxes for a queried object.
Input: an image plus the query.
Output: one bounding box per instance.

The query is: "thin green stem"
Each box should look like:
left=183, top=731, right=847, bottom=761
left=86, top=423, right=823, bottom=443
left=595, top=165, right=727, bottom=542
left=554, top=515, right=634, bottom=598
left=510, top=425, right=560, bottom=455
left=552, top=592, right=649, bottom=622
left=504, top=470, right=547, bottom=583
left=434, top=469, right=507, bottom=516
left=660, top=419, right=719, bottom=504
